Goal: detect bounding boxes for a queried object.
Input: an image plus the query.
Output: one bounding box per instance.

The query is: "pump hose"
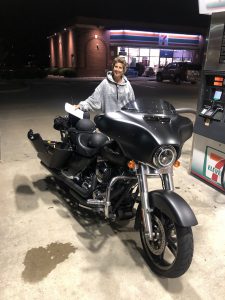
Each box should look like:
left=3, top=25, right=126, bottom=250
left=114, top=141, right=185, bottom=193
left=175, top=108, right=196, bottom=115
left=221, top=164, right=225, bottom=191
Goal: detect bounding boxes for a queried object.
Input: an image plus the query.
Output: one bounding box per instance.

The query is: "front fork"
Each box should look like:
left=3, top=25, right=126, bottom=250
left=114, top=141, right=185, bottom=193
left=137, top=163, right=174, bottom=240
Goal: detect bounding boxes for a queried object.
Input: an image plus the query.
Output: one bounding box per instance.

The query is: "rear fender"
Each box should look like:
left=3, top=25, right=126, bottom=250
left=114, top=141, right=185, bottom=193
left=134, top=190, right=198, bottom=230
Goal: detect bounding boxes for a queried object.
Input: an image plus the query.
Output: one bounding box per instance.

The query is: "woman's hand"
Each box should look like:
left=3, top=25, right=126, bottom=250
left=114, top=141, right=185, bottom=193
left=73, top=104, right=80, bottom=110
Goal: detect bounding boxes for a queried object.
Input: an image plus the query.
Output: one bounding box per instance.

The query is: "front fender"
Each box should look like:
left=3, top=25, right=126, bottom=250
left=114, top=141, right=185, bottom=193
left=134, top=190, right=198, bottom=230
left=150, top=190, right=198, bottom=227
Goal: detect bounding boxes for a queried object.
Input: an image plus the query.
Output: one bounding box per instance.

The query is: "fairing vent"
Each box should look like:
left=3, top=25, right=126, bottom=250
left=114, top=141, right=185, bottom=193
left=143, top=115, right=171, bottom=124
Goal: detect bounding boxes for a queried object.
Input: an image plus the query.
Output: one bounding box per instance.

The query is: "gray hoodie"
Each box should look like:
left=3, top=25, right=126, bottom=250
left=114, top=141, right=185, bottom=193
left=79, top=71, right=135, bottom=113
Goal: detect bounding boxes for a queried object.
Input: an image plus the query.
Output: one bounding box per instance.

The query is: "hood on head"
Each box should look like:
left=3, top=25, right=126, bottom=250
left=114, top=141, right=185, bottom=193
left=106, top=71, right=128, bottom=85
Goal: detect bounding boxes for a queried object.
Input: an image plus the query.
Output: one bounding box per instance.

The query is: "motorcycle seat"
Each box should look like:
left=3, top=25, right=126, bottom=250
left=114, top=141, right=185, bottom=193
left=75, top=132, right=109, bottom=157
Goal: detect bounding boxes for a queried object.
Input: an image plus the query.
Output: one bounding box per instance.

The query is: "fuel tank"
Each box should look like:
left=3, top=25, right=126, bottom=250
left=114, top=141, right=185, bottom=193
left=94, top=99, right=193, bottom=163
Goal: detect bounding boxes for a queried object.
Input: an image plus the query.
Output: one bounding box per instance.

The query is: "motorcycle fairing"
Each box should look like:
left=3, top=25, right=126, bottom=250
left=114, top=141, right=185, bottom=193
left=94, top=111, right=193, bottom=164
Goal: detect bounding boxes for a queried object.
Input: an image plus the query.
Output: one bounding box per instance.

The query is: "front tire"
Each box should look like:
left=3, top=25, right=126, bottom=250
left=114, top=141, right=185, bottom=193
left=139, top=209, right=194, bottom=278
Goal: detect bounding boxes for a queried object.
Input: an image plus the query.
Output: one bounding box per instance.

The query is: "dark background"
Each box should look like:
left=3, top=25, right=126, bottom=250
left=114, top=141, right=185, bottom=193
left=0, top=0, right=210, bottom=67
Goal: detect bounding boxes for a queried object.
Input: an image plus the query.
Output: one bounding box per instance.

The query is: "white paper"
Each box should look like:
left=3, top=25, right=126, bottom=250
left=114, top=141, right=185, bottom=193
left=65, top=102, right=84, bottom=119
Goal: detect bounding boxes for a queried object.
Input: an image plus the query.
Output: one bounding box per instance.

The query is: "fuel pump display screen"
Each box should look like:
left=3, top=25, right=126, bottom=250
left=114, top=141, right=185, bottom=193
left=213, top=90, right=222, bottom=101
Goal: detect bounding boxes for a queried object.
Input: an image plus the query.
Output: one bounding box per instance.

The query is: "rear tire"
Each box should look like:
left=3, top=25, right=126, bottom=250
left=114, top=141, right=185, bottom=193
left=139, top=208, right=194, bottom=278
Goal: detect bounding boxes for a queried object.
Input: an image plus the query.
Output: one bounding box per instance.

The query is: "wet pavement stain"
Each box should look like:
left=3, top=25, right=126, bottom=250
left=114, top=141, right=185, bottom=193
left=22, top=242, right=77, bottom=283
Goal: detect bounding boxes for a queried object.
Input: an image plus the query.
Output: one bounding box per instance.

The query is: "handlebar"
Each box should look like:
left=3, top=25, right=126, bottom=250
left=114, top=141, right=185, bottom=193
left=175, top=108, right=196, bottom=115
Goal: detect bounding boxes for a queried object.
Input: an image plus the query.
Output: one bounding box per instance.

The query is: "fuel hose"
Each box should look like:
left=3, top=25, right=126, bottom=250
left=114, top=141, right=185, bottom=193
left=221, top=164, right=225, bottom=191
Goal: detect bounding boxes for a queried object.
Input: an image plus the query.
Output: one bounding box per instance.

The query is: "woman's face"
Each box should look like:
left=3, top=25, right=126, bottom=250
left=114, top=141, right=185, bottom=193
left=113, top=62, right=124, bottom=80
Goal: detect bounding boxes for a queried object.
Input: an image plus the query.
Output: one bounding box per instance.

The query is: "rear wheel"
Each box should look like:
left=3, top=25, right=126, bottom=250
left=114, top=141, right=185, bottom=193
left=139, top=208, right=194, bottom=278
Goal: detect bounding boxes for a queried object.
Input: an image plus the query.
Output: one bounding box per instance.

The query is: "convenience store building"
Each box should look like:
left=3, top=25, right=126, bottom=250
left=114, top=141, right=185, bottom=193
left=49, top=17, right=206, bottom=77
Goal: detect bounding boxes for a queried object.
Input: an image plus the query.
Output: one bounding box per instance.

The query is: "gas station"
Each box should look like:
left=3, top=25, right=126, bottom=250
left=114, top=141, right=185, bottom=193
left=2, top=1, right=225, bottom=299
left=191, top=1, right=225, bottom=194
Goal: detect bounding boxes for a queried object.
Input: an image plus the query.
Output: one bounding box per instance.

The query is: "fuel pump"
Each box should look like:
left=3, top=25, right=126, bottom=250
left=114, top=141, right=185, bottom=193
left=191, top=11, right=225, bottom=193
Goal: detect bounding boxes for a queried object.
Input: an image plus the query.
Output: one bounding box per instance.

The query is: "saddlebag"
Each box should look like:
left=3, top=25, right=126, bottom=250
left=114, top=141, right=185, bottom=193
left=27, top=129, right=72, bottom=169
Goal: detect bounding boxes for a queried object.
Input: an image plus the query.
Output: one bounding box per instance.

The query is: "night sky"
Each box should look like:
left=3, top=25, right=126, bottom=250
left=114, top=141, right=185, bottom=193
left=0, top=0, right=210, bottom=66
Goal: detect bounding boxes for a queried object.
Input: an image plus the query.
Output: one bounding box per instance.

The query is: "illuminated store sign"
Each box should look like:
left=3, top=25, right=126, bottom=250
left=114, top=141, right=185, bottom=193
left=199, top=0, right=225, bottom=14
left=110, top=30, right=200, bottom=48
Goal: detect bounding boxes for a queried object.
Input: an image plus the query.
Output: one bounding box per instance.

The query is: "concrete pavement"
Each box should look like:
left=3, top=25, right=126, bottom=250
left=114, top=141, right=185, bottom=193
left=0, top=77, right=225, bottom=300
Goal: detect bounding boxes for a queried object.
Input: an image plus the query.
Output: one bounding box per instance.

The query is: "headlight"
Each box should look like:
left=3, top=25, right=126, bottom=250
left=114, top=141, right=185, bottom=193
left=153, top=146, right=177, bottom=168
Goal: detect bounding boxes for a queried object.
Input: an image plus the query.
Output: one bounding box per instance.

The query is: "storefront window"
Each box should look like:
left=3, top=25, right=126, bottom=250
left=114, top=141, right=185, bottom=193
left=182, top=50, right=193, bottom=62
left=173, top=50, right=193, bottom=62
left=129, top=48, right=139, bottom=57
left=140, top=48, right=150, bottom=56
left=160, top=57, right=172, bottom=67
left=149, top=49, right=160, bottom=71
left=116, top=46, right=196, bottom=71
left=128, top=48, right=139, bottom=67
left=150, top=49, right=160, bottom=56
left=173, top=50, right=182, bottom=62
left=150, top=56, right=159, bottom=70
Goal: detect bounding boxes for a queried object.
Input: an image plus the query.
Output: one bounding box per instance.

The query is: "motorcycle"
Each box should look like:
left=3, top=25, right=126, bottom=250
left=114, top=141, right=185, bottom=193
left=27, top=98, right=198, bottom=278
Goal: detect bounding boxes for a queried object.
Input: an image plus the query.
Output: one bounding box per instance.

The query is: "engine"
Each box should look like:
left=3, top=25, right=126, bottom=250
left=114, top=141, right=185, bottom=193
left=71, top=161, right=113, bottom=192
left=62, top=158, right=136, bottom=218
left=96, top=161, right=112, bottom=183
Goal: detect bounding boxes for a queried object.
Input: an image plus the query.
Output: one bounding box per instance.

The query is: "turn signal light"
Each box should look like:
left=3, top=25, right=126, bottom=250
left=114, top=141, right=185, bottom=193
left=173, top=160, right=181, bottom=167
left=128, top=160, right=136, bottom=169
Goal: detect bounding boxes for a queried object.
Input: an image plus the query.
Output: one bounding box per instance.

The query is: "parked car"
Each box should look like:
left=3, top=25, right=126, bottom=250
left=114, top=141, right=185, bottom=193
left=142, top=66, right=155, bottom=77
left=156, top=62, right=201, bottom=84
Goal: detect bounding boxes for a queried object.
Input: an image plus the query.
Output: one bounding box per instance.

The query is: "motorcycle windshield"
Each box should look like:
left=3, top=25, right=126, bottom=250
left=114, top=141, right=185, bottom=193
left=121, top=98, right=176, bottom=116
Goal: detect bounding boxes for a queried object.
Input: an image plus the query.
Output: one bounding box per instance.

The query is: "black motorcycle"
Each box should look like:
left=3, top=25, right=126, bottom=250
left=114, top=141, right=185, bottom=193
left=27, top=98, right=197, bottom=278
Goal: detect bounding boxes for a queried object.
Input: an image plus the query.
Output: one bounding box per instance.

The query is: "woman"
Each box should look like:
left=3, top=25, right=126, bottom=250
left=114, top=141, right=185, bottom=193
left=74, top=56, right=135, bottom=113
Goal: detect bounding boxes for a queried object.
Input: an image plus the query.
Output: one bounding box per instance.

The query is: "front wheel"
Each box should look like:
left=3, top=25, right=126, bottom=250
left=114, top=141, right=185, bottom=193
left=139, top=208, right=194, bottom=278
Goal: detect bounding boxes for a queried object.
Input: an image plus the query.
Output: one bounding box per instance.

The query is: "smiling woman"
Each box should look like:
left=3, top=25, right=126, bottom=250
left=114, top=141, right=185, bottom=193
left=72, top=56, right=135, bottom=113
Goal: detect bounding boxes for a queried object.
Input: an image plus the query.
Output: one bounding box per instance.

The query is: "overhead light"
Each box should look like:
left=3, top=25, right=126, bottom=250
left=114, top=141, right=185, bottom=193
left=94, top=34, right=98, bottom=39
